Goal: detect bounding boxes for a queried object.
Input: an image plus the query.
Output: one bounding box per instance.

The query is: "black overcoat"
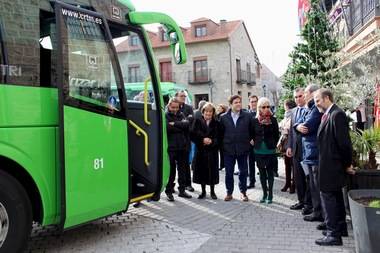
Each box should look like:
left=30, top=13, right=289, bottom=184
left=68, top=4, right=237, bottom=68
left=317, top=104, right=353, bottom=191
left=190, top=117, right=219, bottom=185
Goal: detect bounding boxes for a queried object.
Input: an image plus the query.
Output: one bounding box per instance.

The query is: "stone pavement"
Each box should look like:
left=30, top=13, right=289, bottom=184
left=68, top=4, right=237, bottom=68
left=26, top=159, right=356, bottom=253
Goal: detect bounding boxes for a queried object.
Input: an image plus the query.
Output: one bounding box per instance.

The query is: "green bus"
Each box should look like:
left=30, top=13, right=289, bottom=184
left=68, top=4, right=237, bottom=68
left=0, top=1, right=187, bottom=252
left=123, top=81, right=193, bottom=105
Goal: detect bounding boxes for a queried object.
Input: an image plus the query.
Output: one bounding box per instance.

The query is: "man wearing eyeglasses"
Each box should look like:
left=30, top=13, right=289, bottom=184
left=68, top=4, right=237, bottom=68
left=286, top=88, right=312, bottom=215
left=175, top=90, right=195, bottom=192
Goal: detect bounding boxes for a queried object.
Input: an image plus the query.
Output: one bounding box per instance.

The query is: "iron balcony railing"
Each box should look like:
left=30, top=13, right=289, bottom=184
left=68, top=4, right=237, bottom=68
left=347, top=0, right=377, bottom=35
left=160, top=71, right=176, bottom=82
left=188, top=69, right=212, bottom=84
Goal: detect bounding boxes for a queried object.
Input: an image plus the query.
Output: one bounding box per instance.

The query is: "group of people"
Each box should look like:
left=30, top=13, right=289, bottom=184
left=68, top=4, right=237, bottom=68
left=165, top=86, right=353, bottom=247
left=165, top=91, right=279, bottom=204
left=282, top=85, right=353, bottom=247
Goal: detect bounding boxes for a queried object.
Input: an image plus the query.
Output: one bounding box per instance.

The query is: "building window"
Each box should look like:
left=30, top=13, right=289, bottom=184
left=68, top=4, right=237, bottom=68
left=194, top=59, right=208, bottom=81
left=195, top=25, right=207, bottom=37
left=248, top=92, right=251, bottom=98
left=160, top=61, right=172, bottom=82
left=236, top=59, right=241, bottom=82
left=247, top=63, right=251, bottom=83
left=256, top=64, right=261, bottom=79
left=128, top=65, right=140, bottom=82
left=237, top=90, right=242, bottom=96
left=129, top=35, right=139, bottom=46
left=161, top=30, right=168, bottom=42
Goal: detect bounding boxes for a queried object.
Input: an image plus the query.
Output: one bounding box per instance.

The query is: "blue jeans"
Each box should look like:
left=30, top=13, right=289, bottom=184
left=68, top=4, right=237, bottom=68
left=224, top=153, right=248, bottom=195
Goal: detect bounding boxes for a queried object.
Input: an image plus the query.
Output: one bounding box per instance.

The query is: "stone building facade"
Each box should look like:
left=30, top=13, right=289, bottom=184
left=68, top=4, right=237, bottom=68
left=147, top=18, right=263, bottom=108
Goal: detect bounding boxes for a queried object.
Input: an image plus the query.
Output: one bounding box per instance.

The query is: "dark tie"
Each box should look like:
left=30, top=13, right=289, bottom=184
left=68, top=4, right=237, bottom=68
left=296, top=107, right=304, bottom=121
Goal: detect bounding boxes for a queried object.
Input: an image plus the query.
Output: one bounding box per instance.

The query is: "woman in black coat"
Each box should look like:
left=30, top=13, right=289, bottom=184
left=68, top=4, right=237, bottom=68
left=252, top=97, right=279, bottom=204
left=190, top=102, right=219, bottom=199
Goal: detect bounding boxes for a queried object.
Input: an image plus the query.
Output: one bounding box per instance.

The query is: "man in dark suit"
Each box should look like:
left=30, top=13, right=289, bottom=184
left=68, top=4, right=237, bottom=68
left=247, top=95, right=258, bottom=188
left=314, top=88, right=353, bottom=246
left=286, top=88, right=312, bottom=214
left=175, top=90, right=195, bottom=192
left=294, top=84, right=324, bottom=223
left=220, top=95, right=253, bottom=202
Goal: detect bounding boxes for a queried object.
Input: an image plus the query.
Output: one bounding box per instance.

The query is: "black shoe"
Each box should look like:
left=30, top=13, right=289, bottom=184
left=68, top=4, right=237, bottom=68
left=219, top=167, right=224, bottom=171
left=290, top=202, right=304, bottom=210
left=233, top=171, right=239, bottom=175
left=186, top=186, right=195, bottom=192
left=302, top=207, right=313, bottom=215
left=178, top=191, right=192, bottom=198
left=133, top=202, right=141, bottom=208
left=198, top=192, right=206, bottom=199
left=166, top=192, right=174, bottom=202
left=316, top=222, right=327, bottom=230
left=322, top=230, right=348, bottom=237
left=247, top=183, right=255, bottom=189
left=281, top=185, right=289, bottom=192
left=210, top=192, right=217, bottom=200
left=304, top=214, right=324, bottom=222
left=315, top=236, right=342, bottom=246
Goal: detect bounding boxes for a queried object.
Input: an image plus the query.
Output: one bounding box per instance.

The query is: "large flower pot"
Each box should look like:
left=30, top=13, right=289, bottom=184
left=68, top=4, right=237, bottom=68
left=348, top=169, right=380, bottom=190
left=348, top=190, right=380, bottom=253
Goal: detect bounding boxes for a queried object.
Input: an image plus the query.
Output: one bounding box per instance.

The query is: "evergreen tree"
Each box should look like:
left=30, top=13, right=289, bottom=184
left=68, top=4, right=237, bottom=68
left=283, top=0, right=343, bottom=90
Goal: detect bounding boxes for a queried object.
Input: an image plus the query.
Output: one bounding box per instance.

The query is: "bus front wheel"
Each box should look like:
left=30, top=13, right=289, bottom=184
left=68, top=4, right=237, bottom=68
left=0, top=170, right=32, bottom=253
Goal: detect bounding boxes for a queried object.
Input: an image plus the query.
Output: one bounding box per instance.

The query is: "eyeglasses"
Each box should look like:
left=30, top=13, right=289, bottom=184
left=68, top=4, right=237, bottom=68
left=261, top=106, right=270, bottom=109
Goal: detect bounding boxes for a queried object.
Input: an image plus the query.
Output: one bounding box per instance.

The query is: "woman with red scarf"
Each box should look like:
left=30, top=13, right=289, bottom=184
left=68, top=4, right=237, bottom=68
left=252, top=97, right=279, bottom=204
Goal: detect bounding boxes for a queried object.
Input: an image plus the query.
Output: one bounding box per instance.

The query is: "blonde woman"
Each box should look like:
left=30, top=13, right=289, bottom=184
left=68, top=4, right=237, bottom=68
left=252, top=97, right=279, bottom=204
left=190, top=103, right=219, bottom=199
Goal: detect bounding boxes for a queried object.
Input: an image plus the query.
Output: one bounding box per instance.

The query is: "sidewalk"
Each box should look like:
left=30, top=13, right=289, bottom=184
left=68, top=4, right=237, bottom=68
left=27, top=158, right=355, bottom=253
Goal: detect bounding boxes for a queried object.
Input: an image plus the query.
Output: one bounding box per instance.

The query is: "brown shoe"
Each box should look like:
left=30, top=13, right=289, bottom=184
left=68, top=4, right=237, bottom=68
left=224, top=194, right=233, bottom=201
left=241, top=193, right=249, bottom=202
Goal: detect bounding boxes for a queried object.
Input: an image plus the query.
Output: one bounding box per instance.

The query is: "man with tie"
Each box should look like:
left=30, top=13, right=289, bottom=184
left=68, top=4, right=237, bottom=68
left=294, top=84, right=324, bottom=223
left=286, top=88, right=312, bottom=214
left=314, top=88, right=353, bottom=246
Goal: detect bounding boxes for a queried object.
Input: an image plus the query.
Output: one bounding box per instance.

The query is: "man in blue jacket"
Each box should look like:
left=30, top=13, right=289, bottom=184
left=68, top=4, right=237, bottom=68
left=294, top=84, right=324, bottom=222
left=220, top=95, right=253, bottom=202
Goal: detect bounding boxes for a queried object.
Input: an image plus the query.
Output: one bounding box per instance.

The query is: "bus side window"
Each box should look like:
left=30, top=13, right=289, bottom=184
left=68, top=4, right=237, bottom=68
left=40, top=10, right=57, bottom=87
left=0, top=19, right=5, bottom=84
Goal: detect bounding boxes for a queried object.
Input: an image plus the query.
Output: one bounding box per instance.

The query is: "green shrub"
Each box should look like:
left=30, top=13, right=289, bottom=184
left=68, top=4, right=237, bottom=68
left=369, top=200, right=380, bottom=208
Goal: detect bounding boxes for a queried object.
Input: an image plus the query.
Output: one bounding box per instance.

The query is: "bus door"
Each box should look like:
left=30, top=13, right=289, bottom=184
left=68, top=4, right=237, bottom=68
left=111, top=24, right=163, bottom=201
left=55, top=2, right=129, bottom=228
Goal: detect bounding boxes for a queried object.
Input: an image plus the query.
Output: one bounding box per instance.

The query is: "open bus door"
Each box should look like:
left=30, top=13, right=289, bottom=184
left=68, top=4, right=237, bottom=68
left=110, top=23, right=163, bottom=203
left=55, top=2, right=130, bottom=228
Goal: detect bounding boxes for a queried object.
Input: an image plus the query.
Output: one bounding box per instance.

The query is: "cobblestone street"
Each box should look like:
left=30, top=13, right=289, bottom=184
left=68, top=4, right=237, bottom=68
left=27, top=159, right=356, bottom=253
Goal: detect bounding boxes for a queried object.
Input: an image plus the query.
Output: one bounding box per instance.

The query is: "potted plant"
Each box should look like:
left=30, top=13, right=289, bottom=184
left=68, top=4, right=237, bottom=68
left=348, top=189, right=380, bottom=253
left=349, top=127, right=380, bottom=190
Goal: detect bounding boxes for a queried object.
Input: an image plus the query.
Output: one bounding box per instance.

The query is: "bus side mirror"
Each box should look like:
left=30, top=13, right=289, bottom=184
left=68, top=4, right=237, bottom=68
left=168, top=32, right=182, bottom=64
left=128, top=11, right=187, bottom=64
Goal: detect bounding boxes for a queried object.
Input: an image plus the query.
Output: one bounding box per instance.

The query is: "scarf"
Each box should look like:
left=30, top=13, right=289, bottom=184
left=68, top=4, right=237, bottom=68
left=258, top=110, right=273, bottom=125
left=285, top=110, right=292, bottom=119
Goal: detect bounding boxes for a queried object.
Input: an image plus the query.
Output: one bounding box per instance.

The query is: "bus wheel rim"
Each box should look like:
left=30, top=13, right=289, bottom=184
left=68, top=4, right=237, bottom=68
left=0, top=202, right=9, bottom=247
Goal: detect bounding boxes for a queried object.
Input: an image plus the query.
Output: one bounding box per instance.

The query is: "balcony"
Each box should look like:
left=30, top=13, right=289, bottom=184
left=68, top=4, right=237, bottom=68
left=346, top=0, right=378, bottom=35
left=188, top=69, right=212, bottom=84
left=160, top=71, right=176, bottom=83
left=237, top=70, right=247, bottom=84
left=247, top=72, right=256, bottom=86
